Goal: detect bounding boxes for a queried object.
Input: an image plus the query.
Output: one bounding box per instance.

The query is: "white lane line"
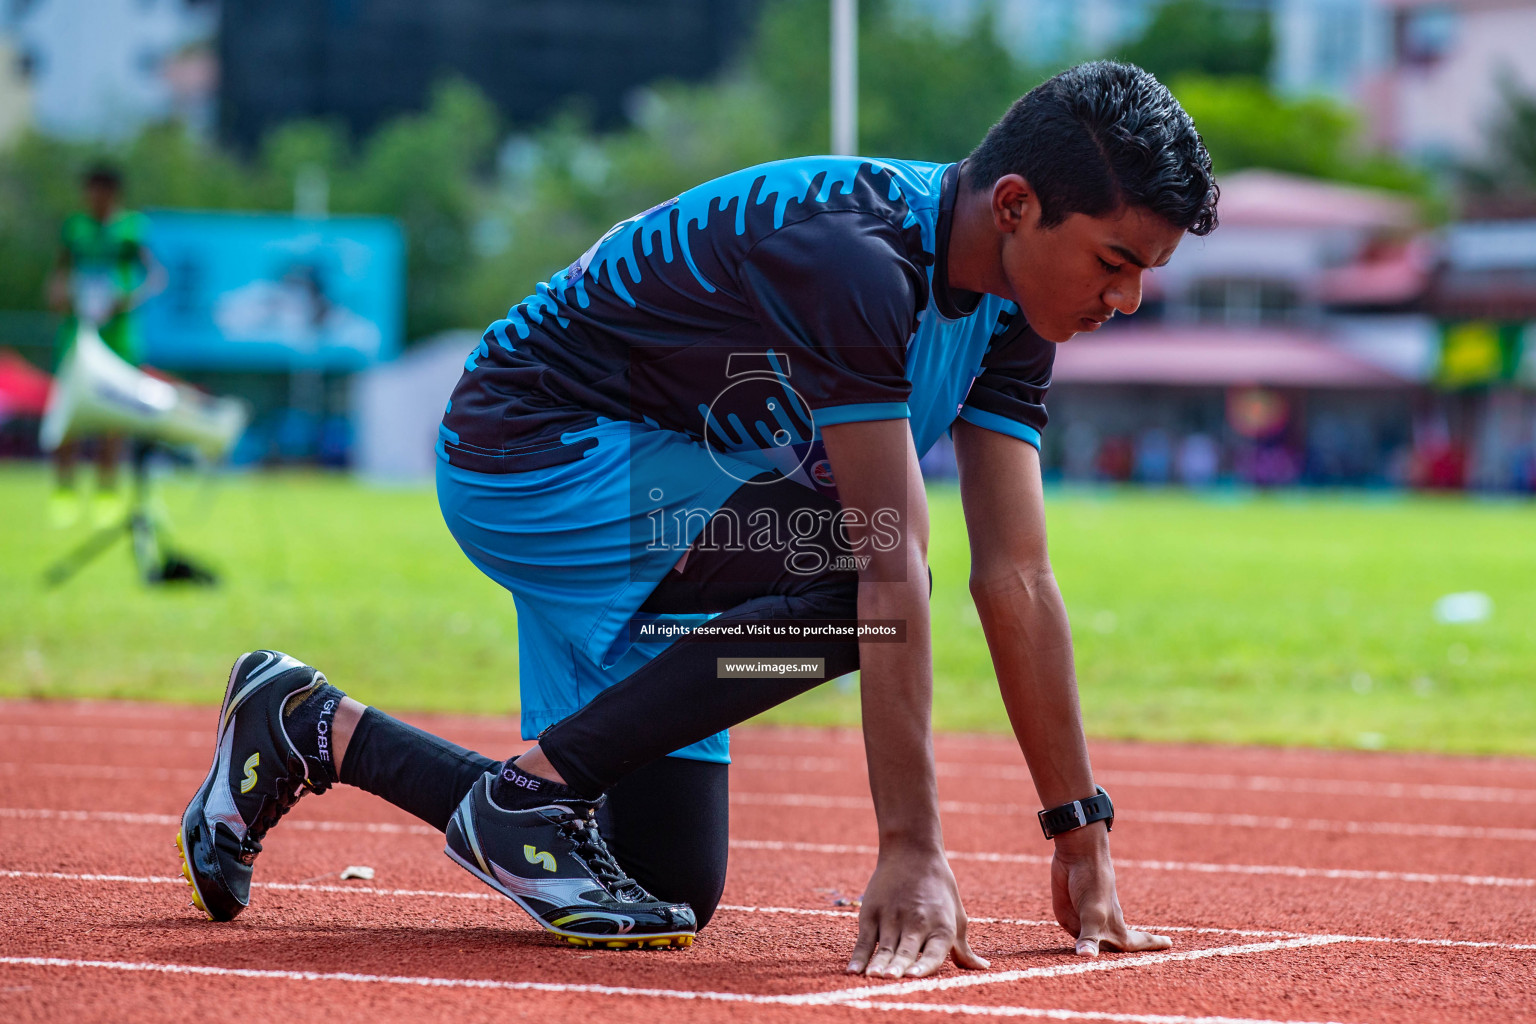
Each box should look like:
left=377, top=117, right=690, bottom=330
left=6, top=869, right=1535, bottom=952
left=0, top=723, right=517, bottom=747
left=0, top=944, right=1350, bottom=1016
left=0, top=724, right=208, bottom=745
left=0, top=703, right=212, bottom=722
left=720, top=907, right=1306, bottom=943
left=805, top=937, right=1351, bottom=1004
left=0, top=705, right=527, bottom=739
left=733, top=756, right=1536, bottom=805
left=1123, top=810, right=1536, bottom=842
left=4, top=733, right=1529, bottom=805
left=7, top=807, right=1533, bottom=889
left=0, top=869, right=502, bottom=901
left=731, top=839, right=1536, bottom=889
left=0, top=806, right=438, bottom=836
left=4, top=763, right=205, bottom=783
left=838, top=1001, right=1357, bottom=1024
left=730, top=793, right=1536, bottom=841
left=0, top=955, right=784, bottom=1004
left=14, top=777, right=1533, bottom=841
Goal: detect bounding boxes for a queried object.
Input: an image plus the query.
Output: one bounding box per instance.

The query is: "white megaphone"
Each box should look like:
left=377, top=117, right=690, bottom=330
left=40, top=327, right=249, bottom=461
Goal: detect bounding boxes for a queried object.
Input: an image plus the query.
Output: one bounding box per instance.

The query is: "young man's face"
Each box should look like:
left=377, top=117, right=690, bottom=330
left=993, top=177, right=1185, bottom=343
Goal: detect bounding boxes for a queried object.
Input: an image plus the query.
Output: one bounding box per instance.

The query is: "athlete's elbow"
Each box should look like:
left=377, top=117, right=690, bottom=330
left=855, top=544, right=928, bottom=596
left=969, top=562, right=1059, bottom=611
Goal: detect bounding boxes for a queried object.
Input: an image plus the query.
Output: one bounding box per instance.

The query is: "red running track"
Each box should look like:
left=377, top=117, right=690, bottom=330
left=1, top=699, right=1534, bottom=1024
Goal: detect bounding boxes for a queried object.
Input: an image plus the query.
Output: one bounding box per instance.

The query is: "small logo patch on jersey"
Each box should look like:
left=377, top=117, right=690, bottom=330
left=810, top=460, right=836, bottom=487
left=524, top=845, right=557, bottom=873
left=240, top=753, right=260, bottom=794
left=566, top=196, right=679, bottom=283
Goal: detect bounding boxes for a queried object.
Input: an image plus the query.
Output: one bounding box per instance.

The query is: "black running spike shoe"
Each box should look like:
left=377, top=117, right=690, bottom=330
left=444, top=771, right=697, bottom=949
left=175, top=651, right=334, bottom=921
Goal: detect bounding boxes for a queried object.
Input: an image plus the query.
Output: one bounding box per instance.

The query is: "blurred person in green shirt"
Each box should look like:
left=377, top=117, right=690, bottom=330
left=46, top=164, right=165, bottom=528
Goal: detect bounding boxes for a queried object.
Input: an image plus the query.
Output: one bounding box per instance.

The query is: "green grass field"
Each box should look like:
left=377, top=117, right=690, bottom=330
left=2, top=465, right=1532, bottom=755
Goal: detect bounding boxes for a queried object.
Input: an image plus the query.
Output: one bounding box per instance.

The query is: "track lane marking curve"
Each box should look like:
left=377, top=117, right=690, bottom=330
left=0, top=949, right=1357, bottom=1022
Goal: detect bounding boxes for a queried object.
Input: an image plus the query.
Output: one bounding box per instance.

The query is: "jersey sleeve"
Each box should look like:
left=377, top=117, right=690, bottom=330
left=736, top=212, right=923, bottom=427
left=957, top=312, right=1055, bottom=450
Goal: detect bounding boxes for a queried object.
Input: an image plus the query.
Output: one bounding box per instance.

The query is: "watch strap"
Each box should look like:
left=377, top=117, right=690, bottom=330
left=1038, top=786, right=1113, bottom=840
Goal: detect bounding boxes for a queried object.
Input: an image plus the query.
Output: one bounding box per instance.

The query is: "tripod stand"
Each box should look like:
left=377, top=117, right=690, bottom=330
left=43, top=440, right=218, bottom=587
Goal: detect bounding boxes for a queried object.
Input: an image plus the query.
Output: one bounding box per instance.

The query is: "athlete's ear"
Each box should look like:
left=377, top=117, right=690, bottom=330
left=990, top=175, right=1037, bottom=235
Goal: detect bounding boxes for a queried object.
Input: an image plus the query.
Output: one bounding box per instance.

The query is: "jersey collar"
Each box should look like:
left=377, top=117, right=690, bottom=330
left=932, top=161, right=982, bottom=321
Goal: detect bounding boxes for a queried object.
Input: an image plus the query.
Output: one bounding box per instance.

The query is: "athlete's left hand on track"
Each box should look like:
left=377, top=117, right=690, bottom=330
left=1051, top=825, right=1172, bottom=957
left=846, top=843, right=991, bottom=978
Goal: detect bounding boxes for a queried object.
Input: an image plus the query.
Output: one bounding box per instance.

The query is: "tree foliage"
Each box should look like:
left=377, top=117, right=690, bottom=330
left=0, top=1, right=1437, bottom=342
left=1114, top=0, right=1272, bottom=81
left=750, top=0, right=1036, bottom=161
left=1465, top=74, right=1536, bottom=198
left=1173, top=76, right=1433, bottom=196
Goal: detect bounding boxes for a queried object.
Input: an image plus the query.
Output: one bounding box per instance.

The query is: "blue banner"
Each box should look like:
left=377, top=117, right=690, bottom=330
left=139, top=210, right=404, bottom=370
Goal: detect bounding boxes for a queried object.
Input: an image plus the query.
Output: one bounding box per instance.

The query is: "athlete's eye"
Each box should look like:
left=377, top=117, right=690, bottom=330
left=1097, top=257, right=1121, bottom=274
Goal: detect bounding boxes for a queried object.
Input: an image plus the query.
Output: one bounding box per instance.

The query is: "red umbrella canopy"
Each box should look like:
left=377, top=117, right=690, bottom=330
left=0, top=349, right=53, bottom=417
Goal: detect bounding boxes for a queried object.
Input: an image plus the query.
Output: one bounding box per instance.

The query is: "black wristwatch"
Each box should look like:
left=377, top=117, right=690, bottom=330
left=1038, top=786, right=1114, bottom=840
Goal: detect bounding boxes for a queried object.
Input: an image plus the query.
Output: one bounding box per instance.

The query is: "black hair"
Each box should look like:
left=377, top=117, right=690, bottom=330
left=967, top=61, right=1218, bottom=236
left=82, top=162, right=124, bottom=191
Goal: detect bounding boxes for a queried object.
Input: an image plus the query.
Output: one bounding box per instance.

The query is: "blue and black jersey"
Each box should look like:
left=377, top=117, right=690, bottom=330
left=439, top=157, right=1054, bottom=490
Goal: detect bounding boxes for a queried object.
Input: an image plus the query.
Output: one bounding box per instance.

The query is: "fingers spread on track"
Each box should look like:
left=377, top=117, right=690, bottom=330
left=879, top=929, right=927, bottom=978
left=906, top=934, right=951, bottom=978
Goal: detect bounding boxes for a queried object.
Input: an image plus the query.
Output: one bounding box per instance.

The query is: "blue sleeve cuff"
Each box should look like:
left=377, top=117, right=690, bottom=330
left=812, top=401, right=911, bottom=427
left=957, top=406, right=1042, bottom=450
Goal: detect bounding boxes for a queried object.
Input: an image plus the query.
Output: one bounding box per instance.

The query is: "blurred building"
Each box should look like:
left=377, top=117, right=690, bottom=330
left=1422, top=218, right=1536, bottom=490
left=1275, top=0, right=1536, bottom=166
left=912, top=0, right=1534, bottom=168
left=1, top=0, right=217, bottom=141
left=903, top=0, right=1171, bottom=66
left=218, top=0, right=761, bottom=149
left=1036, top=170, right=1536, bottom=492
left=907, top=0, right=1280, bottom=69
left=986, top=0, right=1159, bottom=65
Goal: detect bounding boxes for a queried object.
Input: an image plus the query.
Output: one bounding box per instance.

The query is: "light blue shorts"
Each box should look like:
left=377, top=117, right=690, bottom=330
left=436, top=419, right=758, bottom=764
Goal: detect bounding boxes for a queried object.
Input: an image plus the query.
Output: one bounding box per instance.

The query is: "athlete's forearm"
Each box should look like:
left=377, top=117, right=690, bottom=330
left=816, top=419, right=942, bottom=850
left=858, top=568, right=942, bottom=851
left=972, top=568, right=1097, bottom=811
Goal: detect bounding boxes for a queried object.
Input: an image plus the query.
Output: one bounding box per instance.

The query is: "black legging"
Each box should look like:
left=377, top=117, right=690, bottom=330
left=538, top=474, right=860, bottom=795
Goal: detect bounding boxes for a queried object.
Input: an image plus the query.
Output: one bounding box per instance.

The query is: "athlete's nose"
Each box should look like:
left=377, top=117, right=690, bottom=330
left=1105, top=269, right=1143, bottom=316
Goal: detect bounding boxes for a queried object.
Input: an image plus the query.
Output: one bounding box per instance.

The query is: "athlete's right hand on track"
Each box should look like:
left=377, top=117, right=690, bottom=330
left=1051, top=825, right=1172, bottom=957
left=847, top=843, right=991, bottom=978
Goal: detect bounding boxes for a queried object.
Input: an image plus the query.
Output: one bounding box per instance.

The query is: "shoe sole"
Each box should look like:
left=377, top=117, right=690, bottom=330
left=175, top=652, right=317, bottom=923
left=443, top=845, right=694, bottom=950
left=174, top=829, right=213, bottom=920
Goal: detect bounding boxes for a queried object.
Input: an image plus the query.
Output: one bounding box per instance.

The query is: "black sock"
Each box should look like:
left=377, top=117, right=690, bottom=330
left=282, top=682, right=347, bottom=788
left=337, top=707, right=498, bottom=832
left=488, top=758, right=592, bottom=808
